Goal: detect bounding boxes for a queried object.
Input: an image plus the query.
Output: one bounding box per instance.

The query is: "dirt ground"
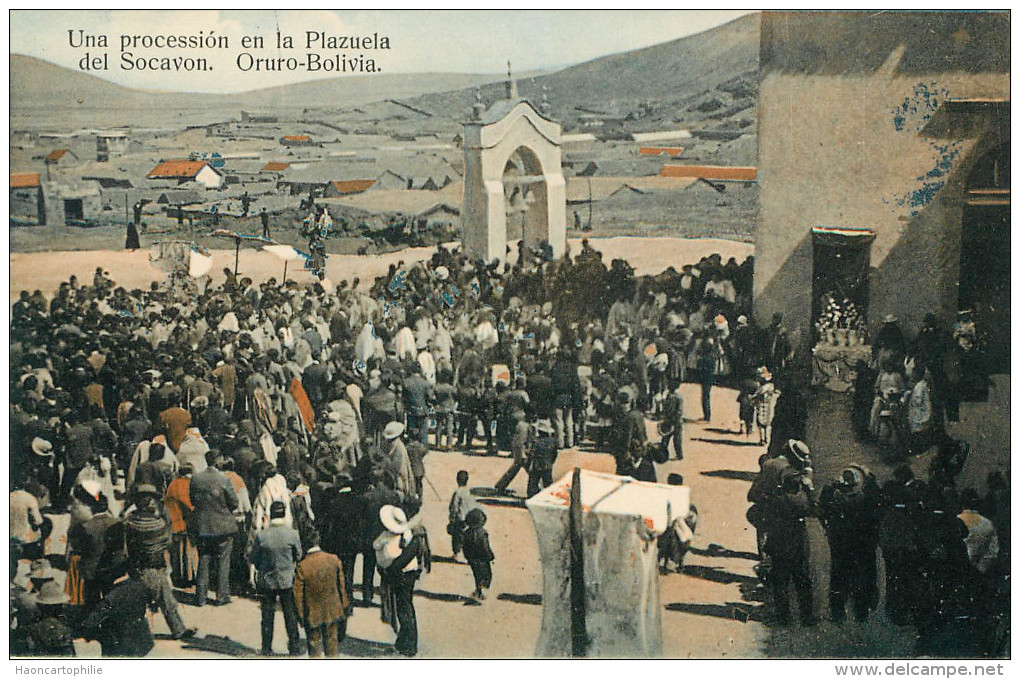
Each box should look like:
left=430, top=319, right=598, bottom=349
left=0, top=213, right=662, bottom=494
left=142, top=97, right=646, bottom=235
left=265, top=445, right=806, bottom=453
left=9, top=236, right=754, bottom=304
left=57, top=385, right=768, bottom=659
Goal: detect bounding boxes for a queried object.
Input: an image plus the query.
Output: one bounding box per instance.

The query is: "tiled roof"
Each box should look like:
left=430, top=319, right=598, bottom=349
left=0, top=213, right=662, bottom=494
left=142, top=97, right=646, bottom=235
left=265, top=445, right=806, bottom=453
left=261, top=161, right=291, bottom=172
left=10, top=172, right=41, bottom=188
left=147, top=160, right=210, bottom=179
left=330, top=179, right=376, bottom=195
left=659, top=165, right=757, bottom=181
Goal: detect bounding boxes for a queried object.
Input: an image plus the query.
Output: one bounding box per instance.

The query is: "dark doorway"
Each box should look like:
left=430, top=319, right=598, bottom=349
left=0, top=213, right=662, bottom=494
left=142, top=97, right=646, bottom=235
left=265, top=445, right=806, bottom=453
left=811, top=228, right=876, bottom=344
left=960, top=143, right=1010, bottom=374
left=63, top=198, right=84, bottom=222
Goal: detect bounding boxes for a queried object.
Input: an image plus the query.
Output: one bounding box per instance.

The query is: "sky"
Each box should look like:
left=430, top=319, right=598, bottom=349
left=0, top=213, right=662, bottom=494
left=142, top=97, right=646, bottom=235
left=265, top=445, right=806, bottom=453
left=9, top=10, right=753, bottom=94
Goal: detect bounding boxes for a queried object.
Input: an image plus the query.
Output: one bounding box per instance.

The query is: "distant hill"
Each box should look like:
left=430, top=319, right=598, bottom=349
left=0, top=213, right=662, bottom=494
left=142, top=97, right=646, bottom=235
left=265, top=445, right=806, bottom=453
left=403, top=13, right=760, bottom=165
left=11, top=13, right=760, bottom=165
left=408, top=13, right=760, bottom=131
left=9, top=54, right=522, bottom=128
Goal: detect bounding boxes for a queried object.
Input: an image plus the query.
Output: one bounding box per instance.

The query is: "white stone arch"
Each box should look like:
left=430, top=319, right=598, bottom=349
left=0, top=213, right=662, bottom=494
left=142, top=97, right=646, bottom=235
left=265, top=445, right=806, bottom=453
left=462, top=100, right=566, bottom=263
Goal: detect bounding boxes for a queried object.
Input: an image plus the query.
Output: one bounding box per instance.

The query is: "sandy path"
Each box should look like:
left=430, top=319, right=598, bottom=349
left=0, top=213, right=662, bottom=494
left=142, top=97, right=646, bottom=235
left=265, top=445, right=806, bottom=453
left=10, top=237, right=753, bottom=303
left=58, top=386, right=766, bottom=659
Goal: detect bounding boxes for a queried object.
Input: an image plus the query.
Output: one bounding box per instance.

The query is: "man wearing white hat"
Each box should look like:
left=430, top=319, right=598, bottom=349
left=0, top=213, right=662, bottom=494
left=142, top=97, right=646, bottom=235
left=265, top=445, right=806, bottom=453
left=383, top=422, right=417, bottom=502
left=373, top=505, right=424, bottom=656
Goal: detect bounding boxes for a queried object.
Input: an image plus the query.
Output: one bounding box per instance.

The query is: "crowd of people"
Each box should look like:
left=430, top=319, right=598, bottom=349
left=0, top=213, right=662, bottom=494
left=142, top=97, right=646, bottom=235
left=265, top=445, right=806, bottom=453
left=747, top=435, right=1007, bottom=656
left=9, top=240, right=759, bottom=657
left=8, top=237, right=1008, bottom=659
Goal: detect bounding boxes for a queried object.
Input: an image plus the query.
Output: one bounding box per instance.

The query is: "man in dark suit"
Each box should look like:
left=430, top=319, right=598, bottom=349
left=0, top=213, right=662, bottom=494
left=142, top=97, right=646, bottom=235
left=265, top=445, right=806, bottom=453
left=188, top=452, right=239, bottom=606
left=251, top=501, right=303, bottom=656
left=526, top=421, right=559, bottom=498
left=402, top=365, right=434, bottom=445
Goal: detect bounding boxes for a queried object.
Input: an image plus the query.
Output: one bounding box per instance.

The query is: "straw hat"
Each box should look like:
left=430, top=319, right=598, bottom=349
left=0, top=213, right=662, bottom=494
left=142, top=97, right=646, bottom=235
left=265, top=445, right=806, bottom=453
left=79, top=479, right=102, bottom=502
left=435, top=266, right=450, bottom=281
left=31, top=437, right=54, bottom=457
left=379, top=505, right=421, bottom=536
left=383, top=421, right=405, bottom=440
left=787, top=439, right=811, bottom=462
left=34, top=580, right=70, bottom=606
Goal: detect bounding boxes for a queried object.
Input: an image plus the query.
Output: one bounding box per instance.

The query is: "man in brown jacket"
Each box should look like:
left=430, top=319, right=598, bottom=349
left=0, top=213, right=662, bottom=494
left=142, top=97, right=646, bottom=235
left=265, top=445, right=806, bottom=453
left=157, top=405, right=192, bottom=453
left=293, top=529, right=351, bottom=658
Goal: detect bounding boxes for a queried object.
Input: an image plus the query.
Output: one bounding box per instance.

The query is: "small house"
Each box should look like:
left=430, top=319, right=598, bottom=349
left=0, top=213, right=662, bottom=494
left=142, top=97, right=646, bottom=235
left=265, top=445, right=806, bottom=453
left=324, top=179, right=376, bottom=197
left=147, top=160, right=224, bottom=189
left=281, top=134, right=315, bottom=147
left=10, top=173, right=45, bottom=225
left=261, top=161, right=291, bottom=173
left=372, top=170, right=409, bottom=191
left=44, top=149, right=79, bottom=167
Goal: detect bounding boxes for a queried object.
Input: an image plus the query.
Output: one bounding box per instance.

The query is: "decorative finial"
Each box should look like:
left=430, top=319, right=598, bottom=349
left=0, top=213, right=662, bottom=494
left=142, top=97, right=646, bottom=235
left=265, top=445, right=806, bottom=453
left=505, top=60, right=518, bottom=100
left=540, top=84, right=550, bottom=114
left=472, top=89, right=485, bottom=120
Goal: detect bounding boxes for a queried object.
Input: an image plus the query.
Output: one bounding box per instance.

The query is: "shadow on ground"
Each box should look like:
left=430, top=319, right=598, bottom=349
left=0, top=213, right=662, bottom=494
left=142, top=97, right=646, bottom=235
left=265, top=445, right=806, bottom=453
left=689, top=543, right=760, bottom=561
left=700, top=469, right=759, bottom=482
left=682, top=564, right=758, bottom=586
left=692, top=437, right=765, bottom=448
left=497, top=592, right=543, bottom=606
left=665, top=601, right=762, bottom=623
left=181, top=634, right=258, bottom=657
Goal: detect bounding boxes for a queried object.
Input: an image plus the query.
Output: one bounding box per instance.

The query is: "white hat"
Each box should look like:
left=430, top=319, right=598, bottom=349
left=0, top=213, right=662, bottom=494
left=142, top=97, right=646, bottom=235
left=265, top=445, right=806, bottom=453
left=435, top=266, right=449, bottom=281
left=383, top=421, right=405, bottom=440
left=79, top=479, right=102, bottom=502
left=31, top=437, right=54, bottom=457
left=787, top=439, right=811, bottom=462
left=737, top=315, right=749, bottom=326
left=379, top=504, right=420, bottom=537
left=191, top=395, right=209, bottom=408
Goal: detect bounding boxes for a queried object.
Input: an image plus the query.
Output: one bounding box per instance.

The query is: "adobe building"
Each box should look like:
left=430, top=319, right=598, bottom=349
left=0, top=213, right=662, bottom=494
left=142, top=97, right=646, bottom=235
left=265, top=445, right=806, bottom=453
left=755, top=11, right=1008, bottom=365
left=754, top=11, right=1009, bottom=487
left=147, top=160, right=224, bottom=189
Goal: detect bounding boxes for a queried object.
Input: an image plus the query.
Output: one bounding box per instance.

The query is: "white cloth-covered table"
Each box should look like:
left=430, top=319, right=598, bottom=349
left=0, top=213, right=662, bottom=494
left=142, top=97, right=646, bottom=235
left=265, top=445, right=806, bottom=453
left=526, top=470, right=690, bottom=658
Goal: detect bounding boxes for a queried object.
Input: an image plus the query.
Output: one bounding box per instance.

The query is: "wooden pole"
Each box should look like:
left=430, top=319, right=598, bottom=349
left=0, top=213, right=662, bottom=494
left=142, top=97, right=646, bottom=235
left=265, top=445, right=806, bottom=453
left=234, top=239, right=240, bottom=276
left=568, top=467, right=588, bottom=657
left=283, top=260, right=288, bottom=284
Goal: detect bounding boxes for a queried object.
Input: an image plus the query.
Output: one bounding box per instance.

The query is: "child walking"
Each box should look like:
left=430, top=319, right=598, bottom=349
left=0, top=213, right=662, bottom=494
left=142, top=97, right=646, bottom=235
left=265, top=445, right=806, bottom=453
left=462, top=508, right=494, bottom=600
left=448, top=470, right=476, bottom=560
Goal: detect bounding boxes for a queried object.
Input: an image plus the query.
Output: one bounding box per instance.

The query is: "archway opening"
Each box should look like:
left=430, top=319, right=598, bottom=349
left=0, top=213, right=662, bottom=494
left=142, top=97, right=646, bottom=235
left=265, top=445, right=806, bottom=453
left=502, top=146, right=550, bottom=257
left=959, top=142, right=1009, bottom=376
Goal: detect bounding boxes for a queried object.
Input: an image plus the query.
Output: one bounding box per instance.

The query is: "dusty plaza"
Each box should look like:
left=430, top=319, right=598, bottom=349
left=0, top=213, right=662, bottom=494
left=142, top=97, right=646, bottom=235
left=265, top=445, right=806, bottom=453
left=8, top=10, right=1011, bottom=662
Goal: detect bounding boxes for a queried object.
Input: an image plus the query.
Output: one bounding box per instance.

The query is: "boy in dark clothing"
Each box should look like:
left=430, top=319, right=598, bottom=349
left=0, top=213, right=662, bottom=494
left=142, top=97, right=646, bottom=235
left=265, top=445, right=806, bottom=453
left=448, top=470, right=476, bottom=559
left=462, top=508, right=494, bottom=600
